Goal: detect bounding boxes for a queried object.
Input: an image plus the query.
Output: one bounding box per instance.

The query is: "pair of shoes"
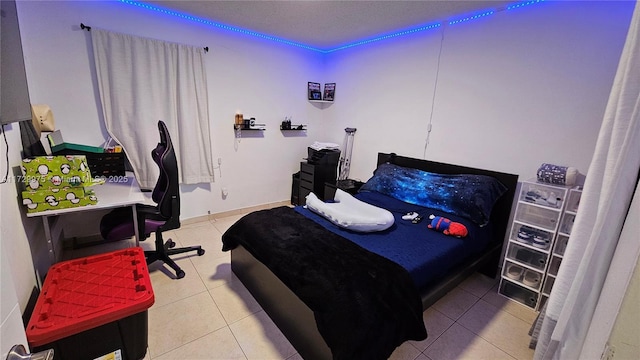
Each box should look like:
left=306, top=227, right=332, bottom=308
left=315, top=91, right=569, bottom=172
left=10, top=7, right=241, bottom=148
left=523, top=270, right=541, bottom=288
left=517, top=226, right=536, bottom=243
left=514, top=248, right=546, bottom=269
left=506, top=264, right=524, bottom=280
left=517, top=226, right=550, bottom=249
left=524, top=190, right=543, bottom=203
left=524, top=189, right=563, bottom=208
left=531, top=234, right=550, bottom=249
left=506, top=264, right=542, bottom=289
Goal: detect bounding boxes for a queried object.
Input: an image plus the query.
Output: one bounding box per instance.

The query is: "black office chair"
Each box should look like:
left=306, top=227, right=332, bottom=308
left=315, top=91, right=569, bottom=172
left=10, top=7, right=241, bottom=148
left=100, top=121, right=204, bottom=279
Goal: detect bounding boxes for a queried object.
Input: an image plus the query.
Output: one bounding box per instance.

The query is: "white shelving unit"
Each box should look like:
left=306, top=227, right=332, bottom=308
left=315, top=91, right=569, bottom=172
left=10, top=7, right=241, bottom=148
left=540, top=187, right=582, bottom=307
left=499, top=180, right=582, bottom=310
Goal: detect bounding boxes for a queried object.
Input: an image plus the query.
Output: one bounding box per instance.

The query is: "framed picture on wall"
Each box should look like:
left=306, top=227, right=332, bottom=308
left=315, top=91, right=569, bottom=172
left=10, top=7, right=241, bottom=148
left=323, top=83, right=336, bottom=101
left=308, top=82, right=322, bottom=100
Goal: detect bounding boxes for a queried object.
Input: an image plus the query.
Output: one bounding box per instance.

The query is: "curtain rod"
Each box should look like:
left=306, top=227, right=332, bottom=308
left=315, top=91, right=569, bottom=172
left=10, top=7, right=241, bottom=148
left=79, top=23, right=209, bottom=53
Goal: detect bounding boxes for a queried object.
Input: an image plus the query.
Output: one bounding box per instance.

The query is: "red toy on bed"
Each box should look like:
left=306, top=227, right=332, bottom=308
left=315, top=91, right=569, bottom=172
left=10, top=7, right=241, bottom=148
left=427, top=214, right=468, bottom=238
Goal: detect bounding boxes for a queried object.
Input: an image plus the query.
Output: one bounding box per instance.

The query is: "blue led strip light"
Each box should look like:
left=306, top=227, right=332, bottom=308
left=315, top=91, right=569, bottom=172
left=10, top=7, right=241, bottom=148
left=508, top=0, right=546, bottom=11
left=120, top=0, right=323, bottom=52
left=325, top=23, right=442, bottom=53
left=448, top=10, right=495, bottom=25
left=122, top=0, right=547, bottom=53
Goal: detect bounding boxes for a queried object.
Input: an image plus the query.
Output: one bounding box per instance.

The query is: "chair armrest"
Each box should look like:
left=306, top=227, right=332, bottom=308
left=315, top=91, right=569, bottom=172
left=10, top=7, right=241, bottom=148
left=136, top=204, right=160, bottom=216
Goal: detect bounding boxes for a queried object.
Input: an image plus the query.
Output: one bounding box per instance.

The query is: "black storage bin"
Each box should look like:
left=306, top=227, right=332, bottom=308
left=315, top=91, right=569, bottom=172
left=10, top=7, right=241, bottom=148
left=31, top=311, right=149, bottom=360
left=52, top=143, right=126, bottom=177
left=307, top=147, right=340, bottom=166
left=26, top=248, right=153, bottom=360
left=84, top=152, right=127, bottom=177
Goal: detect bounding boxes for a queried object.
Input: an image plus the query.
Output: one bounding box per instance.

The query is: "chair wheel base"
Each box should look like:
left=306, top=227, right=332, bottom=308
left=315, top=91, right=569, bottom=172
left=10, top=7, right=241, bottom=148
left=176, top=270, right=186, bottom=279
left=198, top=249, right=205, bottom=256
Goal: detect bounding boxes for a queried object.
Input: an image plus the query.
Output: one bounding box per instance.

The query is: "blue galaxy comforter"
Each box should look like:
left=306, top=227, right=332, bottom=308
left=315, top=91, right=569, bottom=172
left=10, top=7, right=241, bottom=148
left=295, top=191, right=493, bottom=290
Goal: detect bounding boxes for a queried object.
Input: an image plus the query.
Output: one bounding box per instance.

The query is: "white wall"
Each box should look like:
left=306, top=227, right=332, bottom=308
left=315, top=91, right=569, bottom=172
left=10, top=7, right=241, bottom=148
left=1, top=225, right=30, bottom=357
left=16, top=0, right=326, bottom=221
left=608, top=255, right=640, bottom=358
left=1, top=245, right=30, bottom=357
left=326, top=1, right=634, bottom=183
left=0, top=126, right=37, bottom=355
left=0, top=126, right=39, bottom=303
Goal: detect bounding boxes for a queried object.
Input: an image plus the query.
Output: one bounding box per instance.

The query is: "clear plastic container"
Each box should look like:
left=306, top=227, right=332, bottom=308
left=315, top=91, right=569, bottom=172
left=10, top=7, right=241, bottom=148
left=506, top=242, right=547, bottom=271
left=500, top=280, right=538, bottom=308
left=519, top=182, right=566, bottom=209
left=515, top=203, right=560, bottom=231
left=510, top=222, right=554, bottom=250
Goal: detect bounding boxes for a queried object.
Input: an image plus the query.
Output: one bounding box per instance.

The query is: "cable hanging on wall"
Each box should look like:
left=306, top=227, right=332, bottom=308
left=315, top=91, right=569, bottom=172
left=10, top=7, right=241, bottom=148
left=423, top=24, right=445, bottom=159
left=0, top=124, right=10, bottom=184
left=79, top=23, right=209, bottom=52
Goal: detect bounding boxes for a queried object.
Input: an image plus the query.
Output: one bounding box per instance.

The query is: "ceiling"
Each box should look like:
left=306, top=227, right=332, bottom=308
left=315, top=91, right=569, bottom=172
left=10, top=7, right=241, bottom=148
left=142, top=1, right=515, bottom=50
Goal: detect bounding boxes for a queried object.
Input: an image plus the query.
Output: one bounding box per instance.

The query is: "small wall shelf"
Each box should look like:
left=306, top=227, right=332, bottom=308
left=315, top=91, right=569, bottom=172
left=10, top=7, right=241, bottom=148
left=309, top=100, right=333, bottom=104
left=280, top=124, right=307, bottom=131
left=234, top=124, right=265, bottom=131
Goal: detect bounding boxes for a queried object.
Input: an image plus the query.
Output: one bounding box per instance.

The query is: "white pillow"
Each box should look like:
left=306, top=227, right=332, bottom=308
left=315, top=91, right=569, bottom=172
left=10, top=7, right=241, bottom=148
left=305, top=189, right=395, bottom=232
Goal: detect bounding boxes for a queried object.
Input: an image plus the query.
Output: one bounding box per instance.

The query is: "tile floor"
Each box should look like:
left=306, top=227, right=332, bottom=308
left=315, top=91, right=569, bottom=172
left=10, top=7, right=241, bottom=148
left=65, top=211, right=538, bottom=360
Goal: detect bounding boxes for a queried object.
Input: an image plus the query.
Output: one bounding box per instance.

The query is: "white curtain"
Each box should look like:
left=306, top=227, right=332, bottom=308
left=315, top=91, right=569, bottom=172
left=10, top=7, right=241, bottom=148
left=91, top=29, right=214, bottom=189
left=533, top=1, right=640, bottom=358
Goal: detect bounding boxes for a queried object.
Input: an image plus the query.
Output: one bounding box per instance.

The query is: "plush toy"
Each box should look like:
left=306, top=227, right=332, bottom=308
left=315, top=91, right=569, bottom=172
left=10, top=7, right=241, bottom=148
left=427, top=214, right=468, bottom=238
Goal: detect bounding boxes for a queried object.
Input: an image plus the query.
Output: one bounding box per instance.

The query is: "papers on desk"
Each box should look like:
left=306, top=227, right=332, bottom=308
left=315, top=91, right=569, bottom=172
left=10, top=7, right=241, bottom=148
left=309, top=141, right=340, bottom=151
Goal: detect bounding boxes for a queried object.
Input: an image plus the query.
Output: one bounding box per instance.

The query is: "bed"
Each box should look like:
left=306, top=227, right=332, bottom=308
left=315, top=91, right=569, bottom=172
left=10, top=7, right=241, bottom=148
left=222, top=153, right=518, bottom=360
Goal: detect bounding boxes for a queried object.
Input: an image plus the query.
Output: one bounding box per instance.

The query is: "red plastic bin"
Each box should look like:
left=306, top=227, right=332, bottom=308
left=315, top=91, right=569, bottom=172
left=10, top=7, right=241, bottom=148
left=26, top=247, right=154, bottom=360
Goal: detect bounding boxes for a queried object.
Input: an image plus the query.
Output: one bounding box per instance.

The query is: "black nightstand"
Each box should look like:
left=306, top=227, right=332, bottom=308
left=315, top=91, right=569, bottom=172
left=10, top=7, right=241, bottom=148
left=324, top=179, right=364, bottom=200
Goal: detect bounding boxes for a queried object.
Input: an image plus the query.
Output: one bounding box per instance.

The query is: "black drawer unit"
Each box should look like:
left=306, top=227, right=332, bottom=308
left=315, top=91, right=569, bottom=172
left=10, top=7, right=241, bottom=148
left=298, top=163, right=313, bottom=205
left=324, top=180, right=365, bottom=201
left=297, top=161, right=337, bottom=205
left=291, top=148, right=340, bottom=206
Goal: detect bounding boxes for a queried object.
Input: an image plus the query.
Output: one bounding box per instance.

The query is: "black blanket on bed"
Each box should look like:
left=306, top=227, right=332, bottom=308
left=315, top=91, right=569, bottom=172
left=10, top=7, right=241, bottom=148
left=222, top=206, right=427, bottom=360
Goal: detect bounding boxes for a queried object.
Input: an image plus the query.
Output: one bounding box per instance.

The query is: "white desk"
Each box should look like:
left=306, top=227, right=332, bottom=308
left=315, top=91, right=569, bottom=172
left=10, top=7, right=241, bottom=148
left=26, top=173, right=147, bottom=263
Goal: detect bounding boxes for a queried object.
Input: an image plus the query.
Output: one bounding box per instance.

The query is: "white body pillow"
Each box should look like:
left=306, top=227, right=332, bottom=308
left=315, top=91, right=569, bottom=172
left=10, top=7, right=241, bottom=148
left=305, top=189, right=395, bottom=232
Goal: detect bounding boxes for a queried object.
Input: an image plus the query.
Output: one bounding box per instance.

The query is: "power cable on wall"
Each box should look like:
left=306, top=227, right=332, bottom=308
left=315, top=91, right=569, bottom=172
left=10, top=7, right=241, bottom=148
left=423, top=24, right=445, bottom=159
left=1, top=124, right=10, bottom=184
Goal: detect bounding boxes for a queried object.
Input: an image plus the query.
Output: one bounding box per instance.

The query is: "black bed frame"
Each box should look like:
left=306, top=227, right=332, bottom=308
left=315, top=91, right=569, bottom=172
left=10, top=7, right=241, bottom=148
left=231, top=153, right=519, bottom=360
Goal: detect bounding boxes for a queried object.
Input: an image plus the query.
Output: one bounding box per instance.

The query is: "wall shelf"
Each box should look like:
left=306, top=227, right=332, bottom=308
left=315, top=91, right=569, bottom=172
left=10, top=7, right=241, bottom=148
left=309, top=100, right=333, bottom=104
left=234, top=124, right=265, bottom=131
left=280, top=124, right=307, bottom=131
